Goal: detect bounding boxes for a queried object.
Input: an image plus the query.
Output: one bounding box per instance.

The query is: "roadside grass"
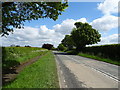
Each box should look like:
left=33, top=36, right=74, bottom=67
left=78, top=53, right=120, bottom=66
left=15, top=49, right=48, bottom=63
left=3, top=51, right=59, bottom=88
left=66, top=50, right=120, bottom=66
left=2, top=47, right=48, bottom=70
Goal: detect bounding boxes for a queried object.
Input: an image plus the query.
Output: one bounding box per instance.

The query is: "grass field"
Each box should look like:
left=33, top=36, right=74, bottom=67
left=2, top=47, right=48, bottom=70
left=3, top=51, right=59, bottom=88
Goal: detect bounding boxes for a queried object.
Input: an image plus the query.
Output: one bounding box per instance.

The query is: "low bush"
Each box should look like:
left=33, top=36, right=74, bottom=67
left=66, top=50, right=79, bottom=55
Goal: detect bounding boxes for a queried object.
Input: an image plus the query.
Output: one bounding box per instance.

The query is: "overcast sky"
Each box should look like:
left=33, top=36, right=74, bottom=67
left=1, top=0, right=119, bottom=47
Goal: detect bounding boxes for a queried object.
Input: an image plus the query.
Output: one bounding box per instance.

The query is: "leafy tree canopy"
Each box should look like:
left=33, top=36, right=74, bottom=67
left=71, top=22, right=101, bottom=50
left=61, top=35, right=74, bottom=50
left=57, top=43, right=66, bottom=51
left=2, top=2, right=68, bottom=36
left=42, top=43, right=53, bottom=50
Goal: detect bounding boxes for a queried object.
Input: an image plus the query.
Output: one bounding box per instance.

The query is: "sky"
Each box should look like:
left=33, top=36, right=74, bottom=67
left=1, top=0, right=119, bottom=47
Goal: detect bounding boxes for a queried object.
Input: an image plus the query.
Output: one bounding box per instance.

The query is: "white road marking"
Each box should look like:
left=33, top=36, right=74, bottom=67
left=54, top=54, right=68, bottom=88
left=61, top=70, right=63, bottom=74
left=65, top=55, right=119, bottom=82
left=90, top=67, right=119, bottom=82
left=65, top=85, right=68, bottom=88
left=54, top=55, right=62, bottom=88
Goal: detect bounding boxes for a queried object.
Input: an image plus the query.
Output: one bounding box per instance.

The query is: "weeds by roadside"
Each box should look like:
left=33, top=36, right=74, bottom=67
left=3, top=51, right=59, bottom=88
left=2, top=47, right=48, bottom=71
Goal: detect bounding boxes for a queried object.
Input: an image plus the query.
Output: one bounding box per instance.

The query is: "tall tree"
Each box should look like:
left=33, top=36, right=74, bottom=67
left=71, top=22, right=101, bottom=51
left=2, top=2, right=68, bottom=36
left=61, top=35, right=74, bottom=50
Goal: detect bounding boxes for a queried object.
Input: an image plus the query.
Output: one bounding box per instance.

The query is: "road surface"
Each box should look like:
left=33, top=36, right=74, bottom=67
left=53, top=51, right=119, bottom=88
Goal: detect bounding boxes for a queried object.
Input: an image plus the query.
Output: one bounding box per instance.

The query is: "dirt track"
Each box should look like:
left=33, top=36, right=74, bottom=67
left=2, top=55, right=42, bottom=85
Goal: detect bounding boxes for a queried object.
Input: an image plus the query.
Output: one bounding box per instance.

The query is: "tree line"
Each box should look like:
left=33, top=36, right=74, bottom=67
left=57, top=22, right=101, bottom=51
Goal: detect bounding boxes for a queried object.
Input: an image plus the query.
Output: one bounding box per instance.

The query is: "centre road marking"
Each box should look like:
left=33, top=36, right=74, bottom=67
left=64, top=55, right=119, bottom=82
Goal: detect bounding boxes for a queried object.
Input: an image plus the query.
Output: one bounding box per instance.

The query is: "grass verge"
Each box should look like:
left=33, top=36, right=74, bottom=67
left=78, top=53, right=120, bottom=66
left=66, top=50, right=120, bottom=66
left=2, top=47, right=48, bottom=70
left=3, top=51, right=59, bottom=88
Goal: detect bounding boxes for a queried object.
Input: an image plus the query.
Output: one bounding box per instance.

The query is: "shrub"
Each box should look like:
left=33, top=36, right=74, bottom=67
left=66, top=50, right=79, bottom=55
left=57, top=44, right=67, bottom=51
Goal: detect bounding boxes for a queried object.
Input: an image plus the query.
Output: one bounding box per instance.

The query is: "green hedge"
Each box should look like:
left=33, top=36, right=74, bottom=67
left=82, top=44, right=120, bottom=61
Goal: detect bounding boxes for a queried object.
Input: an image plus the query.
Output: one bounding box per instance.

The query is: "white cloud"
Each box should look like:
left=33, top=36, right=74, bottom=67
left=1, top=26, right=64, bottom=47
left=0, top=37, right=2, bottom=46
left=97, top=0, right=119, bottom=15
left=90, top=0, right=119, bottom=32
left=91, top=0, right=119, bottom=31
left=101, top=34, right=118, bottom=44
left=1, top=0, right=119, bottom=47
left=1, top=18, right=88, bottom=47
left=1, top=15, right=118, bottom=47
left=89, top=34, right=118, bottom=46
left=54, top=18, right=87, bottom=34
left=91, top=15, right=118, bottom=31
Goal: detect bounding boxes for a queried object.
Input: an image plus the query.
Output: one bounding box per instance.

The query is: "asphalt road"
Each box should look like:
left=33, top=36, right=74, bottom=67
left=53, top=51, right=119, bottom=88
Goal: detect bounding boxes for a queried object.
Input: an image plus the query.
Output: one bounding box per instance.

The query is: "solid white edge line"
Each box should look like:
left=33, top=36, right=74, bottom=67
left=65, top=85, right=68, bottom=88
left=53, top=52, right=68, bottom=88
left=65, top=55, right=119, bottom=82
left=54, top=54, right=62, bottom=88
left=61, top=70, right=63, bottom=74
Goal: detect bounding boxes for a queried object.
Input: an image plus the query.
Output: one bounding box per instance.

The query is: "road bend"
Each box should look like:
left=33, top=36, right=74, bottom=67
left=53, top=51, right=119, bottom=88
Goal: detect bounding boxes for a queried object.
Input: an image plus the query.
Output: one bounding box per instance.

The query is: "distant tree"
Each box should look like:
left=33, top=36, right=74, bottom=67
left=51, top=47, right=57, bottom=50
left=16, top=45, right=20, bottom=47
left=61, top=35, right=74, bottom=50
left=2, top=2, right=68, bottom=36
left=10, top=44, right=15, bottom=47
left=57, top=43, right=67, bottom=51
left=25, top=45, right=31, bottom=47
left=71, top=22, right=101, bottom=51
left=42, top=44, right=53, bottom=50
